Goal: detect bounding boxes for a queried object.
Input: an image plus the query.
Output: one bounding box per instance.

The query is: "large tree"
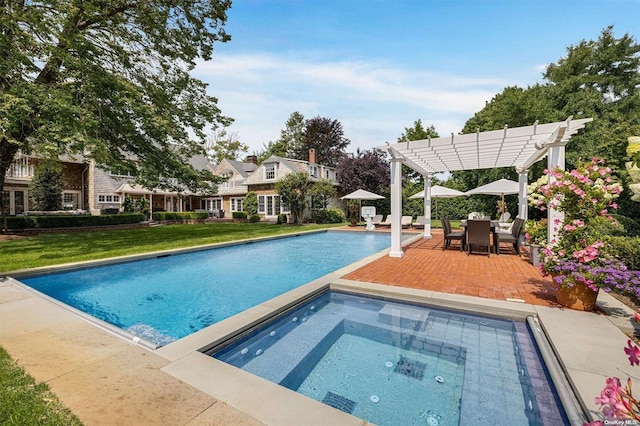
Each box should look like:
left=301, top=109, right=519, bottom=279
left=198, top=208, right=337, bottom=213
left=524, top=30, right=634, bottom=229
left=0, top=0, right=233, bottom=217
left=257, top=111, right=305, bottom=163
left=397, top=119, right=439, bottom=182
left=293, top=116, right=350, bottom=166
left=206, top=128, right=248, bottom=164
left=275, top=171, right=311, bottom=224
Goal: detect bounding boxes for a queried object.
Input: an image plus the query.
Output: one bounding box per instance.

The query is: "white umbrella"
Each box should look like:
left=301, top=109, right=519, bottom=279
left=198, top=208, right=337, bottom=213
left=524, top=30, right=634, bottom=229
left=340, top=189, right=385, bottom=200
left=464, top=178, right=519, bottom=203
left=409, top=185, right=465, bottom=221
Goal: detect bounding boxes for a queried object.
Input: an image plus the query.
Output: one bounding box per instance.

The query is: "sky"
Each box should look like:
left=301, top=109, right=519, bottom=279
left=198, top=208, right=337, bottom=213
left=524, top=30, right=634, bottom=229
left=193, top=0, right=640, bottom=156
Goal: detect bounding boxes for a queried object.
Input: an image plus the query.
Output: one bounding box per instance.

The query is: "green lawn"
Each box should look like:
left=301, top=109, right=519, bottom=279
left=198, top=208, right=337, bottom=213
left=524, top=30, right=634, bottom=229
left=0, top=346, right=83, bottom=426
left=0, top=222, right=343, bottom=273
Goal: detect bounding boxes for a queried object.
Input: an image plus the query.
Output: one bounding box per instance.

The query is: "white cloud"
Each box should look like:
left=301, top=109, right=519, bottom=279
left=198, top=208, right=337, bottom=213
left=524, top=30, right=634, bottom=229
left=193, top=53, right=508, bottom=154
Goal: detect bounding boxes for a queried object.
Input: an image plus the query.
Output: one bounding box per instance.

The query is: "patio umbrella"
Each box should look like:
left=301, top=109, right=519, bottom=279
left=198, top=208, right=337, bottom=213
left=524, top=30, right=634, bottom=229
left=409, top=185, right=465, bottom=221
left=464, top=178, right=519, bottom=203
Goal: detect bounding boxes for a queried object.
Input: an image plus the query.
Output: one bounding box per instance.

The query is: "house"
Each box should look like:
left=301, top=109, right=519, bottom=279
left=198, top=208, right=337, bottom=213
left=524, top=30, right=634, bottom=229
left=242, top=149, right=340, bottom=221
left=2, top=149, right=339, bottom=221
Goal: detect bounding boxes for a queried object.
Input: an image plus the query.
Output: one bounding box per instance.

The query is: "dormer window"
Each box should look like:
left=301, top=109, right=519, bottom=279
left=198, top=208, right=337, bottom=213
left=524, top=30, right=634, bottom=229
left=265, top=163, right=276, bottom=180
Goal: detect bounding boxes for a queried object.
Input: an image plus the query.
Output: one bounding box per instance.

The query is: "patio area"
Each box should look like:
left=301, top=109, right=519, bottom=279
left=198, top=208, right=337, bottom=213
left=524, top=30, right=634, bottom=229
left=344, top=228, right=560, bottom=307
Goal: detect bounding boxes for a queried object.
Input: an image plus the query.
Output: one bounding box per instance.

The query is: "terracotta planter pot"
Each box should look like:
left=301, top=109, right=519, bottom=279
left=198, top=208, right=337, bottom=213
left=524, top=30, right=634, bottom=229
left=555, top=279, right=599, bottom=311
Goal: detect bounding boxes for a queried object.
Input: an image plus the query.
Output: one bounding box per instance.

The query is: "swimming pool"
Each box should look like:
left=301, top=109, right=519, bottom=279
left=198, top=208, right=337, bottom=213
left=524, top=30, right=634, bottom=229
left=210, top=291, right=569, bottom=426
left=19, top=231, right=397, bottom=347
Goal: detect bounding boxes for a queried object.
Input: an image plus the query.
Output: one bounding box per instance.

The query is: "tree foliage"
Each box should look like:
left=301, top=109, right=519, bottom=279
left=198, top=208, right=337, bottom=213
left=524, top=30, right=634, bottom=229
left=206, top=129, right=248, bottom=164
left=29, top=162, right=63, bottom=211
left=275, top=171, right=311, bottom=224
left=398, top=119, right=439, bottom=182
left=293, top=116, right=350, bottom=166
left=309, top=179, right=337, bottom=210
left=244, top=191, right=258, bottom=215
left=258, top=112, right=305, bottom=163
left=0, top=0, right=233, bottom=218
left=337, top=149, right=390, bottom=196
left=456, top=26, right=640, bottom=219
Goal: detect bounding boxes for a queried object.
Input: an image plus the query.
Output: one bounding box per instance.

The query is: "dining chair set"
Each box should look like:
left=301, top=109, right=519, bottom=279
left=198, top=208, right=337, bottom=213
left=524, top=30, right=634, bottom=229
left=441, top=216, right=525, bottom=257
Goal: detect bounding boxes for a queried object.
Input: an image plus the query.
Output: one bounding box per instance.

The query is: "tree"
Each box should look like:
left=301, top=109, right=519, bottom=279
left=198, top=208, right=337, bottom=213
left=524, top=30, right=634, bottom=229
left=0, top=0, right=233, bottom=226
left=398, top=120, right=439, bottom=182
left=309, top=179, right=337, bottom=210
left=337, top=148, right=390, bottom=214
left=206, top=128, right=248, bottom=164
left=244, top=191, right=258, bottom=215
left=257, top=112, right=305, bottom=163
left=29, top=162, right=63, bottom=211
left=275, top=171, right=311, bottom=224
left=293, top=116, right=350, bottom=166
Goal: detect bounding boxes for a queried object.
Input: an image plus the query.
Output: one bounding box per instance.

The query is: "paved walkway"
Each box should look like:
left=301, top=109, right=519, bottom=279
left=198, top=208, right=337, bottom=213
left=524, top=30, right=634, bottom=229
left=344, top=228, right=561, bottom=307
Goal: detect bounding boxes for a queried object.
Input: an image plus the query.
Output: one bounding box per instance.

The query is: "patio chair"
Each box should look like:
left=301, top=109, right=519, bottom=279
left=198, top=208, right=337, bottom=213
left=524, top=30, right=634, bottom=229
left=495, top=217, right=524, bottom=255
left=371, top=214, right=383, bottom=226
left=378, top=215, right=392, bottom=227
left=413, top=216, right=425, bottom=229
left=401, top=216, right=413, bottom=228
left=466, top=219, right=491, bottom=257
left=442, top=217, right=465, bottom=251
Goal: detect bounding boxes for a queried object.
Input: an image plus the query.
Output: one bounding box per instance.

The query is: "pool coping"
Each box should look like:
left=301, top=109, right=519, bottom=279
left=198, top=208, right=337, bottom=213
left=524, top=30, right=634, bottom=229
left=3, top=229, right=636, bottom=424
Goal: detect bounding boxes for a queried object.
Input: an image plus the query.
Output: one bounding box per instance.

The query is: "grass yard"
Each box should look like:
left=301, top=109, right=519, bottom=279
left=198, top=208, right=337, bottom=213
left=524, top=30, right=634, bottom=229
left=0, top=222, right=343, bottom=273
left=0, top=346, right=83, bottom=426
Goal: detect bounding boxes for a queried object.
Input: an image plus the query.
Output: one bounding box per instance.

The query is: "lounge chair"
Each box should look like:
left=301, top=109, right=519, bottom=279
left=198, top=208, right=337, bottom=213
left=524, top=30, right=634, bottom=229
left=466, top=219, right=491, bottom=257
left=401, top=216, right=413, bottom=228
left=371, top=214, right=383, bottom=226
left=442, top=217, right=465, bottom=251
left=497, top=212, right=512, bottom=231
left=413, top=216, right=425, bottom=229
left=495, top=217, right=524, bottom=255
left=378, top=215, right=392, bottom=227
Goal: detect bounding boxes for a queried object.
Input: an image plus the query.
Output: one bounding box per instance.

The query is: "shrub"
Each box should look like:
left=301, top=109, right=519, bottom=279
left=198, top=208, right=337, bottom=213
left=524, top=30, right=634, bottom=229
left=151, top=212, right=208, bottom=221
left=613, top=214, right=640, bottom=237
left=232, top=211, right=248, bottom=219
left=314, top=208, right=346, bottom=224
left=605, top=236, right=640, bottom=270
left=277, top=213, right=288, bottom=224
left=249, top=214, right=261, bottom=223
left=5, top=214, right=144, bottom=229
left=244, top=192, right=258, bottom=215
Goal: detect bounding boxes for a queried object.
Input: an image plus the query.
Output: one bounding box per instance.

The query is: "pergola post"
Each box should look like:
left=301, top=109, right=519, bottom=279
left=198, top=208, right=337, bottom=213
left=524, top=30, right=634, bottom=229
left=423, top=175, right=432, bottom=239
left=389, top=157, right=404, bottom=258
left=517, top=167, right=529, bottom=220
left=547, top=143, right=566, bottom=244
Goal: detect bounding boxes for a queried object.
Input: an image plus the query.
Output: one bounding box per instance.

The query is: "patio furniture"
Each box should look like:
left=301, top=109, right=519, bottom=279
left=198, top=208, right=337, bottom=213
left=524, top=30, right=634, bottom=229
left=442, top=217, right=465, bottom=251
left=413, top=216, right=425, bottom=229
left=378, top=215, right=392, bottom=227
left=466, top=219, right=491, bottom=257
left=371, top=214, right=383, bottom=226
left=401, top=216, right=413, bottom=228
left=495, top=217, right=525, bottom=255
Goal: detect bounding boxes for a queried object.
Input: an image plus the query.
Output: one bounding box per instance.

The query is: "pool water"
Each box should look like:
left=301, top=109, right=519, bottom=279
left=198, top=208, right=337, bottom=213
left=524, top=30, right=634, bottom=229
left=20, top=231, right=393, bottom=346
left=211, top=291, right=568, bottom=426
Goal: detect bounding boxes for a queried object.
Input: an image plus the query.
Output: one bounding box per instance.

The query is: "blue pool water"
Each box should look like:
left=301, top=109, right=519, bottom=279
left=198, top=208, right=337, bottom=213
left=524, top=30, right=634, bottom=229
left=211, top=292, right=568, bottom=426
left=20, top=231, right=393, bottom=346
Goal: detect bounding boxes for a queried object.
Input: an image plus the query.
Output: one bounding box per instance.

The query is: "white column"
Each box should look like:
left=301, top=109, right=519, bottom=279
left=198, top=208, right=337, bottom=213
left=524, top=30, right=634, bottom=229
left=389, top=157, right=404, bottom=258
left=517, top=167, right=529, bottom=220
left=547, top=143, right=566, bottom=244
left=423, top=176, right=432, bottom=239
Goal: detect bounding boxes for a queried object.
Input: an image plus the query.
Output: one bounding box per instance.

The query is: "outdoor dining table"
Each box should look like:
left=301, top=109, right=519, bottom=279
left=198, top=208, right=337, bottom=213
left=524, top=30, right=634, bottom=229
left=460, top=219, right=500, bottom=253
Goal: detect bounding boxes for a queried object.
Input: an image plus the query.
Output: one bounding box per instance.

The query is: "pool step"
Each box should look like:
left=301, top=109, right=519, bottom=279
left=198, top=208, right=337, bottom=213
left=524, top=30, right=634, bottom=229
left=378, top=304, right=429, bottom=331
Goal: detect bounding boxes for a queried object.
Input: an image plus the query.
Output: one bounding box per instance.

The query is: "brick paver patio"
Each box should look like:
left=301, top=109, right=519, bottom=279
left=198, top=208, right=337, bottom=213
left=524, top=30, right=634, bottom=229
left=344, top=228, right=561, bottom=307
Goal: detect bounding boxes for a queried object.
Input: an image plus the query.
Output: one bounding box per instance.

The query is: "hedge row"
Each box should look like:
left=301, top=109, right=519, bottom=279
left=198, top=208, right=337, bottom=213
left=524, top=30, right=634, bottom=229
left=314, top=208, right=346, bottom=224
left=151, top=212, right=208, bottom=221
left=4, top=213, right=145, bottom=229
left=605, top=236, right=640, bottom=271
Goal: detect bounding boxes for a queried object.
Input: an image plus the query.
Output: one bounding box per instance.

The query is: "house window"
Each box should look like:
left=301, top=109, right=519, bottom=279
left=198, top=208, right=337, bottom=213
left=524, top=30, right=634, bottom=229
left=265, top=163, right=276, bottom=180
left=257, top=195, right=285, bottom=216
left=98, top=194, right=121, bottom=203
left=309, top=165, right=318, bottom=178
left=230, top=197, right=244, bottom=212
left=63, top=191, right=81, bottom=210
left=325, top=169, right=330, bottom=179
left=201, top=198, right=222, bottom=211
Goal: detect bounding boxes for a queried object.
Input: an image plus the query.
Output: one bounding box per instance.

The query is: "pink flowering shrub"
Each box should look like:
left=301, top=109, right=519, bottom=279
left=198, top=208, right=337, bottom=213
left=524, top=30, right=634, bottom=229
left=585, top=340, right=640, bottom=424
left=532, top=158, right=628, bottom=290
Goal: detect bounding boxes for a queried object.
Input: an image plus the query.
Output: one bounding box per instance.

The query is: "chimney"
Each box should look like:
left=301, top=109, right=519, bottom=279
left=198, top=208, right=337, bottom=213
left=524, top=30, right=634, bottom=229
left=309, top=148, right=317, bottom=164
left=245, top=155, right=258, bottom=165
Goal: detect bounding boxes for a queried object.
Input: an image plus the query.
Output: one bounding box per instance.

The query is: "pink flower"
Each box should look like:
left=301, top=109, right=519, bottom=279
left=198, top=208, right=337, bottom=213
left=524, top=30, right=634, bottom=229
left=625, top=340, right=640, bottom=366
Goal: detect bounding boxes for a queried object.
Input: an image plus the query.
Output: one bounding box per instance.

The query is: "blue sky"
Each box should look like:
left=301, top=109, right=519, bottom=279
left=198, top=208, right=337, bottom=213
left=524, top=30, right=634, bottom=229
left=193, top=0, right=640, bottom=155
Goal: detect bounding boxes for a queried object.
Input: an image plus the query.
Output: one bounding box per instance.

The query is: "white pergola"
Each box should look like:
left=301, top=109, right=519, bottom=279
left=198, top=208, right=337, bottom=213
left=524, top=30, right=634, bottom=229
left=378, top=117, right=593, bottom=257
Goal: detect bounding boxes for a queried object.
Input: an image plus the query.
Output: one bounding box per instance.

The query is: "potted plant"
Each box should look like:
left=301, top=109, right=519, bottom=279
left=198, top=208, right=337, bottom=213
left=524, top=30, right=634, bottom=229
left=523, top=219, right=547, bottom=266
left=347, top=201, right=360, bottom=226
left=532, top=158, right=625, bottom=310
